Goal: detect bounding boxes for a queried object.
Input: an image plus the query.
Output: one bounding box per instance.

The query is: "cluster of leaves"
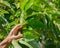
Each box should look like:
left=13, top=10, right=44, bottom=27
left=0, top=0, right=60, bottom=48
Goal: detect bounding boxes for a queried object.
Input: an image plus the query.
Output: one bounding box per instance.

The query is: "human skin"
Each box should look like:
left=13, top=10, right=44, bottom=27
left=0, top=24, right=23, bottom=48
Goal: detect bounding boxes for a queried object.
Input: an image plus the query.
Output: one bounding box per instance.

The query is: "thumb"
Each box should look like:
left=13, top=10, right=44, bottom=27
left=12, top=34, right=23, bottom=40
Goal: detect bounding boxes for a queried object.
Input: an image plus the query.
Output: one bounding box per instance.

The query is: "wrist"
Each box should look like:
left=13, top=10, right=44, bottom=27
left=6, top=36, right=12, bottom=43
left=0, top=37, right=12, bottom=48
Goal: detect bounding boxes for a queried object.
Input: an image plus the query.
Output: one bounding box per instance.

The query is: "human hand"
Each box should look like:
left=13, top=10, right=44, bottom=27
left=0, top=24, right=23, bottom=48
left=6, top=24, right=23, bottom=42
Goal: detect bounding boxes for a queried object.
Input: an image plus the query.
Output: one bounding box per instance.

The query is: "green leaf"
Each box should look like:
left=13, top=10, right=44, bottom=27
left=19, top=38, right=33, bottom=48
left=0, top=0, right=11, bottom=8
left=28, top=40, right=40, bottom=48
left=12, top=40, right=22, bottom=48
left=0, top=8, right=9, bottom=15
left=20, top=0, right=28, bottom=10
left=25, top=0, right=34, bottom=11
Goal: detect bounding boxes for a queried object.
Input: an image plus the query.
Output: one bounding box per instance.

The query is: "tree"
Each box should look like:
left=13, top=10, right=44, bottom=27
left=0, top=0, right=60, bottom=48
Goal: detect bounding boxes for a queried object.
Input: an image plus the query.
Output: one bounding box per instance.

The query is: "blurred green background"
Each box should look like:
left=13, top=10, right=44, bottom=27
left=0, top=0, right=60, bottom=48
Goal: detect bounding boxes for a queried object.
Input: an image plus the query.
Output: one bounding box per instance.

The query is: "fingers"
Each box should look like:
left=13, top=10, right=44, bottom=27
left=13, top=24, right=22, bottom=30
left=9, top=24, right=22, bottom=36
left=12, top=34, right=23, bottom=40
left=12, top=24, right=22, bottom=35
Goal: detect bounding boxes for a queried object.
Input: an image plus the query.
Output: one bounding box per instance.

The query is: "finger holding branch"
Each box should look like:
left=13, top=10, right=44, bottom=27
left=0, top=24, right=23, bottom=48
left=9, top=24, right=22, bottom=35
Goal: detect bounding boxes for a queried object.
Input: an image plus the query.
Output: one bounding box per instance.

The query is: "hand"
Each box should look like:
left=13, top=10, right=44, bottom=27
left=7, top=24, right=23, bottom=42
left=0, top=24, right=23, bottom=48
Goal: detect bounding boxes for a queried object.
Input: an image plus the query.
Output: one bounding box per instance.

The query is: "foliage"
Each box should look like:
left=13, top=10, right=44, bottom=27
left=0, top=0, right=60, bottom=48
